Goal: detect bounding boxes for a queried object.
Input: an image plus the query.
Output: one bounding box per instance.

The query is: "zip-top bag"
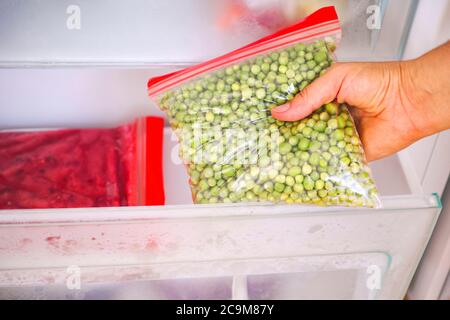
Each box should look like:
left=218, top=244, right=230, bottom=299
left=148, top=7, right=380, bottom=207
left=0, top=117, right=165, bottom=209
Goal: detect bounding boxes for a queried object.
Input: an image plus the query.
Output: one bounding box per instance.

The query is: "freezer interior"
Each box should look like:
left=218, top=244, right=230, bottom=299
left=0, top=0, right=444, bottom=300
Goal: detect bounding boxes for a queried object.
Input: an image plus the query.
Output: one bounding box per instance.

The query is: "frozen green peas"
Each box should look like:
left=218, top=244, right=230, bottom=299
left=159, top=39, right=379, bottom=207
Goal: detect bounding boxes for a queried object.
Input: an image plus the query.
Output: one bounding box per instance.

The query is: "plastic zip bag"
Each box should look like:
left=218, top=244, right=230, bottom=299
left=0, top=117, right=165, bottom=209
left=148, top=6, right=379, bottom=207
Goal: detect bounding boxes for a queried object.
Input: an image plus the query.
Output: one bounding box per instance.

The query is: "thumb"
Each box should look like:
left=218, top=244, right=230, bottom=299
left=271, top=63, right=348, bottom=121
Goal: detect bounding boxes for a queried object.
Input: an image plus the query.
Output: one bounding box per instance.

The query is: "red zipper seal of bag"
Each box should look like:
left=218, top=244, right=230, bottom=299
left=143, top=116, right=165, bottom=206
left=148, top=6, right=340, bottom=97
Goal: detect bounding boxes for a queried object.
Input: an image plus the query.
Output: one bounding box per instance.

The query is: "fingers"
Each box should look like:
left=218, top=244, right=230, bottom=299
left=271, top=63, right=348, bottom=121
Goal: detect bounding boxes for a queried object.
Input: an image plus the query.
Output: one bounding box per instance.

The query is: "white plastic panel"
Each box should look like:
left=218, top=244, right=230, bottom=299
left=0, top=276, right=233, bottom=300
left=0, top=195, right=441, bottom=300
left=0, top=253, right=389, bottom=300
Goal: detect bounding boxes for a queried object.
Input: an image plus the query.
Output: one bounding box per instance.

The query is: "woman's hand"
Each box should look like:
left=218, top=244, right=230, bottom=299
left=271, top=42, right=450, bottom=161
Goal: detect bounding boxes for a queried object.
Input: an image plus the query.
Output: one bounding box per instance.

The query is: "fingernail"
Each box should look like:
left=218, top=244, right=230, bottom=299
left=273, top=103, right=290, bottom=113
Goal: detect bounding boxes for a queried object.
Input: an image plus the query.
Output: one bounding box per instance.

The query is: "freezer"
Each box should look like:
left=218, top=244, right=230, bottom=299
left=0, top=0, right=448, bottom=300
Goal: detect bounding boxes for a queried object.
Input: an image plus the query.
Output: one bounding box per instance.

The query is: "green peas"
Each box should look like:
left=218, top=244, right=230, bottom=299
left=309, top=153, right=320, bottom=166
left=327, top=119, right=338, bottom=130
left=303, top=176, right=314, bottom=191
left=295, top=175, right=304, bottom=184
left=298, top=138, right=310, bottom=151
left=337, top=115, right=346, bottom=128
left=345, top=127, right=354, bottom=136
left=157, top=39, right=378, bottom=207
left=333, top=129, right=345, bottom=141
left=294, top=74, right=304, bottom=83
left=208, top=178, right=217, bottom=187
left=270, top=63, right=279, bottom=72
left=317, top=133, right=327, bottom=142
left=350, top=163, right=360, bottom=173
left=278, top=65, right=288, bottom=74
left=251, top=65, right=261, bottom=75
left=286, top=69, right=296, bottom=79
left=325, top=102, right=339, bottom=115
left=205, top=112, right=215, bottom=122
left=350, top=136, right=360, bottom=145
left=329, top=146, right=341, bottom=156
left=306, top=70, right=316, bottom=80
left=289, top=157, right=300, bottom=166
left=302, top=163, right=313, bottom=175
left=288, top=166, right=302, bottom=177
left=313, top=120, right=326, bottom=132
left=315, top=179, right=325, bottom=190
left=309, top=141, right=321, bottom=152
left=288, top=136, right=299, bottom=146
left=280, top=83, right=290, bottom=93
left=319, top=159, right=328, bottom=168
left=259, top=155, right=271, bottom=167
left=276, top=74, right=288, bottom=84
left=199, top=180, right=209, bottom=191
left=274, top=182, right=285, bottom=193
left=314, top=51, right=328, bottom=63
left=241, top=87, right=253, bottom=100
left=293, top=184, right=304, bottom=193
left=318, top=189, right=328, bottom=198
left=222, top=166, right=236, bottom=178
left=307, top=60, right=317, bottom=69
left=275, top=175, right=286, bottom=184
left=256, top=88, right=266, bottom=99
left=341, top=157, right=351, bottom=166
left=203, top=167, right=214, bottom=178
left=261, top=63, right=270, bottom=73
left=302, top=126, right=313, bottom=138
left=231, top=83, right=240, bottom=91
left=286, top=176, right=295, bottom=186
left=279, top=55, right=289, bottom=65
left=279, top=142, right=292, bottom=155
left=250, top=166, right=260, bottom=178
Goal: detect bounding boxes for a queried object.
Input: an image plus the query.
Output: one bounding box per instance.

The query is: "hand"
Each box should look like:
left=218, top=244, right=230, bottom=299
left=271, top=42, right=450, bottom=161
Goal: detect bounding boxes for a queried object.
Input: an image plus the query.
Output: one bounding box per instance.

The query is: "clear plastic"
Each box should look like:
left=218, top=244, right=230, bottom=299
left=148, top=7, right=380, bottom=207
left=0, top=117, right=165, bottom=209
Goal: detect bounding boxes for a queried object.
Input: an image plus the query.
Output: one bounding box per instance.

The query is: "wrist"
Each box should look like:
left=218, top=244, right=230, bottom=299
left=398, top=59, right=442, bottom=139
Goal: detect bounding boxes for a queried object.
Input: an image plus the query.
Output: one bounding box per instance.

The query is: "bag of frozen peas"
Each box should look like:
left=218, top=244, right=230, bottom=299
left=148, top=7, right=380, bottom=207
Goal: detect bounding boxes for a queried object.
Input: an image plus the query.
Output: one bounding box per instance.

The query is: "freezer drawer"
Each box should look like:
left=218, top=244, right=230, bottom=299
left=0, top=1, right=442, bottom=299
left=0, top=97, right=442, bottom=300
left=0, top=195, right=441, bottom=300
left=0, top=129, right=442, bottom=299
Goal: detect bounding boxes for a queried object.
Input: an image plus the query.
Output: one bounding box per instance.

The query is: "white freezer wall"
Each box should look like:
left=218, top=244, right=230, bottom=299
left=0, top=68, right=171, bottom=129
left=401, top=0, right=450, bottom=300
left=400, top=0, right=450, bottom=197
